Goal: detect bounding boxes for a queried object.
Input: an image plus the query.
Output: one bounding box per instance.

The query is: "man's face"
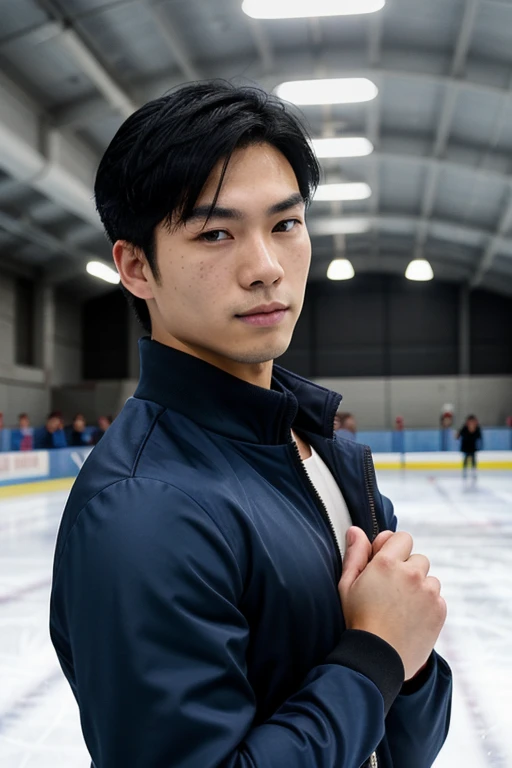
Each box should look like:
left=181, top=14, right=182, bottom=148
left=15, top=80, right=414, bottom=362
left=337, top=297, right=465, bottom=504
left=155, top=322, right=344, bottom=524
left=144, top=143, right=311, bottom=378
left=46, top=417, right=59, bottom=433
left=19, top=417, right=29, bottom=429
left=74, top=416, right=86, bottom=431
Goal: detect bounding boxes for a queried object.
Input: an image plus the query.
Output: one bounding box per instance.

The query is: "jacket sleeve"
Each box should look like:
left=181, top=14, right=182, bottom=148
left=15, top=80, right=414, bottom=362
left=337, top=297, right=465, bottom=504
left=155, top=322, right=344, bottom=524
left=377, top=482, right=453, bottom=767
left=50, top=477, right=404, bottom=768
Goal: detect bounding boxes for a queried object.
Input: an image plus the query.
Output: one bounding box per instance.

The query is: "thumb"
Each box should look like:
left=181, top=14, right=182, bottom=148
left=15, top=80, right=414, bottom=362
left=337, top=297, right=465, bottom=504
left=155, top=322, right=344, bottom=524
left=371, top=530, right=395, bottom=558
left=340, top=527, right=371, bottom=592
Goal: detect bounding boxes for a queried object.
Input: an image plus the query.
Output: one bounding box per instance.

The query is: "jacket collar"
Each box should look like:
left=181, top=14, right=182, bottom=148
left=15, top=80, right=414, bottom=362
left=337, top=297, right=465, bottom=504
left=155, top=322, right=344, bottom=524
left=134, top=338, right=341, bottom=445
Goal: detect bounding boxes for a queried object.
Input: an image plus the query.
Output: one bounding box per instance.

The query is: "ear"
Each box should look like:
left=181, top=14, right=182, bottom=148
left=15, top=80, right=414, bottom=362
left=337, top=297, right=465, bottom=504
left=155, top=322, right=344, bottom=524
left=113, top=241, right=155, bottom=300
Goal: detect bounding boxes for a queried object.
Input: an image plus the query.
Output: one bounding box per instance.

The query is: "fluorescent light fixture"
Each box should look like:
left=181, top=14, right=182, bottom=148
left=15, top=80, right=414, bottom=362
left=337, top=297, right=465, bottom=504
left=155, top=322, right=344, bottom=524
left=275, top=78, right=378, bottom=105
left=86, top=261, right=121, bottom=285
left=314, top=183, right=372, bottom=202
left=242, top=0, right=385, bottom=19
left=312, top=137, right=374, bottom=158
left=308, top=217, right=372, bottom=236
left=405, top=259, right=434, bottom=282
left=327, top=259, right=355, bottom=281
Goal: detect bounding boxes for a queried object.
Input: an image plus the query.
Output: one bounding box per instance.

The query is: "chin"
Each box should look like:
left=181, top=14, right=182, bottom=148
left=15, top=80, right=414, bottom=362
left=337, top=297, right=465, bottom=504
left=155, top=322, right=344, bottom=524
left=230, top=340, right=292, bottom=366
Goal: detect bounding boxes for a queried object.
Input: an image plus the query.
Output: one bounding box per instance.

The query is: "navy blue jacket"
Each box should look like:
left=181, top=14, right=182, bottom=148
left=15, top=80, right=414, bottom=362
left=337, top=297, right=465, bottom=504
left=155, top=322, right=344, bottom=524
left=50, top=338, right=452, bottom=768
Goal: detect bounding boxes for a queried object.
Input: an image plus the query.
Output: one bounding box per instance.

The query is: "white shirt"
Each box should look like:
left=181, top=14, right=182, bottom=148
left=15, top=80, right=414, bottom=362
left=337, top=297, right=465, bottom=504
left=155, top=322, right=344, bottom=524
left=303, top=445, right=352, bottom=558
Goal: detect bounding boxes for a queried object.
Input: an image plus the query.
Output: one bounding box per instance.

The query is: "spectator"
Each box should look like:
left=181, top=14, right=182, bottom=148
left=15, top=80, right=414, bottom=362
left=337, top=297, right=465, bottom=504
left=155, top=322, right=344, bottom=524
left=92, top=415, right=112, bottom=445
left=456, top=414, right=483, bottom=480
left=334, top=411, right=357, bottom=442
left=66, top=413, right=92, bottom=447
left=14, top=413, right=34, bottom=451
left=36, top=411, right=68, bottom=450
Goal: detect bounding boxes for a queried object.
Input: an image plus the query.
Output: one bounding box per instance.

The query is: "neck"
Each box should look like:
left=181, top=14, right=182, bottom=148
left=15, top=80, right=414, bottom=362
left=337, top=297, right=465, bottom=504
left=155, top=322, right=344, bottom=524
left=151, top=332, right=273, bottom=389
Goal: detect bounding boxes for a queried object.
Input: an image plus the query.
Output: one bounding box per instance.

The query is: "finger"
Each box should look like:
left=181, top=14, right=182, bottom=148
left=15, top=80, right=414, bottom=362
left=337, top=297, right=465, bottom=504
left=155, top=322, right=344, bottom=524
left=340, top=527, right=372, bottom=591
left=371, top=530, right=394, bottom=557
left=406, top=554, right=431, bottom=578
left=375, top=530, right=414, bottom=563
left=425, top=575, right=442, bottom=595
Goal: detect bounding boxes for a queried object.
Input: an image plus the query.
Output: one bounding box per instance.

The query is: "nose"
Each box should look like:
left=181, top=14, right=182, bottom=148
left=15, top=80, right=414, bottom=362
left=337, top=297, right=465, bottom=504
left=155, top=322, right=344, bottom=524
left=238, top=234, right=285, bottom=289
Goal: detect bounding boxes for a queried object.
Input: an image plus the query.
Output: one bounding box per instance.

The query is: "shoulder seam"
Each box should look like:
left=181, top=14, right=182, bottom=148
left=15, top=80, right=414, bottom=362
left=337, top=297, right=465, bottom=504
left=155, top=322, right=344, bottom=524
left=53, top=476, right=242, bottom=587
left=131, top=406, right=166, bottom=476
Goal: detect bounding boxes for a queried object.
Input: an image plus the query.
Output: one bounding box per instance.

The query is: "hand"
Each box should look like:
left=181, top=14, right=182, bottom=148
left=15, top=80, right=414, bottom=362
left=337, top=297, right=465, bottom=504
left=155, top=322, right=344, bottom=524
left=339, top=527, right=447, bottom=680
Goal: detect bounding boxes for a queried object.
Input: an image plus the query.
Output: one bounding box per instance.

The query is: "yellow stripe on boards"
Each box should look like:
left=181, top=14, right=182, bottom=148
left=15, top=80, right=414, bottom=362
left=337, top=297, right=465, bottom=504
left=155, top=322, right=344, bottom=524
left=0, top=478, right=75, bottom=499
left=374, top=462, right=512, bottom=470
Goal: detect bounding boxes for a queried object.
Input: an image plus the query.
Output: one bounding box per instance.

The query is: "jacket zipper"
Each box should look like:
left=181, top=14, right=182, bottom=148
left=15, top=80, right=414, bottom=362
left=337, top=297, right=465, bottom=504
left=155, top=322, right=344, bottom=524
left=291, top=435, right=380, bottom=768
left=363, top=445, right=380, bottom=768
left=289, top=435, right=343, bottom=570
left=363, top=446, right=379, bottom=542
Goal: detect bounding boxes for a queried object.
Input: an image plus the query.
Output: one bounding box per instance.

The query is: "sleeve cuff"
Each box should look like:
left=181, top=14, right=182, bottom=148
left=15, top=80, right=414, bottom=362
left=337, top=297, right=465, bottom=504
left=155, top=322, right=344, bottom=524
left=325, top=630, right=405, bottom=715
left=400, top=652, right=435, bottom=695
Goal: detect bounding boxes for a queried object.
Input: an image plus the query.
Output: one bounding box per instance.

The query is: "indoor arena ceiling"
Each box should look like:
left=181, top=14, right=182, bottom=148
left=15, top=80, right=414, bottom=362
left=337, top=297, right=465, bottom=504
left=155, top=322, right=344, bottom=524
left=1, top=0, right=512, bottom=297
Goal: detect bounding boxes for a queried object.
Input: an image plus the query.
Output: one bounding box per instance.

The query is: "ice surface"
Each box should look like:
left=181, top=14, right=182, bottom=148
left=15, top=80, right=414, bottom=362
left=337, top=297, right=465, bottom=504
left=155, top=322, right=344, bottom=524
left=0, top=471, right=510, bottom=767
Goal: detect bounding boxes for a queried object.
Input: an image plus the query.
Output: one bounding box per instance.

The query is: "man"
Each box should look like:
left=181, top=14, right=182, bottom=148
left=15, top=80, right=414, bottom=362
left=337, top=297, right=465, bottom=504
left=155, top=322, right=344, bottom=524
left=457, top=414, right=483, bottom=480
left=65, top=413, right=92, bottom=447
left=36, top=411, right=67, bottom=449
left=50, top=82, right=451, bottom=768
left=334, top=411, right=357, bottom=442
left=91, top=414, right=112, bottom=445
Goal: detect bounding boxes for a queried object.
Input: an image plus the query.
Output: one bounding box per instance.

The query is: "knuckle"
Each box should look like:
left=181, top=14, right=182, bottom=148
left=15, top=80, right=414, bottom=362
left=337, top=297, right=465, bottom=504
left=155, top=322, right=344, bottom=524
left=427, top=576, right=441, bottom=593
left=376, top=553, right=394, bottom=571
left=398, top=531, right=414, bottom=548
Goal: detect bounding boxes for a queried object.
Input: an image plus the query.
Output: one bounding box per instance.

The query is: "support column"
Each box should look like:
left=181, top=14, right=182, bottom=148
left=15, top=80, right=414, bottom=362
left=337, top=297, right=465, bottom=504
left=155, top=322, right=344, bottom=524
left=34, top=282, right=55, bottom=387
left=458, top=284, right=470, bottom=376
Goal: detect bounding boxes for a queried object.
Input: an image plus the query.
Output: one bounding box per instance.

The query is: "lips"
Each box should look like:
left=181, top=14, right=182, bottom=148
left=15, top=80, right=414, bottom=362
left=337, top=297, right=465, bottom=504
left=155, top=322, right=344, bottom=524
left=237, top=303, right=288, bottom=317
left=236, top=304, right=289, bottom=328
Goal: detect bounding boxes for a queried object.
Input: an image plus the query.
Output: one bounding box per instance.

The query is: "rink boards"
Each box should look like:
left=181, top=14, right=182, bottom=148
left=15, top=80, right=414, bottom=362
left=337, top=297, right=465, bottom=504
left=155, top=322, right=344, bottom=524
left=0, top=447, right=510, bottom=499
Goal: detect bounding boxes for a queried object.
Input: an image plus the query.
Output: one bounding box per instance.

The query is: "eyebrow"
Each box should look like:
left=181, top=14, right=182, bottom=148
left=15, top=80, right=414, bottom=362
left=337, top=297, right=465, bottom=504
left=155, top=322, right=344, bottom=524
left=185, top=192, right=305, bottom=224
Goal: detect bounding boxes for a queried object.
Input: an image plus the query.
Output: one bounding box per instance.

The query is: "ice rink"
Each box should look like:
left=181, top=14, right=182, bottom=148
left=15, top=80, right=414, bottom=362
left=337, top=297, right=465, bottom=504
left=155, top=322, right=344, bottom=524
left=0, top=470, right=510, bottom=767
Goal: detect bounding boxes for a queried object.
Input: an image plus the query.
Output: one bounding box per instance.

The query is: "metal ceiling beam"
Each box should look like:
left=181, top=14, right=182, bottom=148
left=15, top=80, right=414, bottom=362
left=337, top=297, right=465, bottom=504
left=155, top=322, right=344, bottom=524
left=307, top=214, right=508, bottom=253
left=50, top=55, right=512, bottom=128
left=58, top=28, right=137, bottom=118
left=366, top=10, right=383, bottom=264
left=144, top=1, right=200, bottom=81
left=0, top=209, right=98, bottom=267
left=34, top=0, right=137, bottom=118
left=0, top=70, right=100, bottom=227
left=413, top=0, right=479, bottom=262
left=247, top=19, right=274, bottom=73
left=471, top=188, right=512, bottom=287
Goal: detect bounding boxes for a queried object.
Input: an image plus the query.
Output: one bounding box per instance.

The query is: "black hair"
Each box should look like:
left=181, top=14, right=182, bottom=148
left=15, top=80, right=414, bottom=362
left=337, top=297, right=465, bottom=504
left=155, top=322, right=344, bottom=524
left=94, top=80, right=320, bottom=333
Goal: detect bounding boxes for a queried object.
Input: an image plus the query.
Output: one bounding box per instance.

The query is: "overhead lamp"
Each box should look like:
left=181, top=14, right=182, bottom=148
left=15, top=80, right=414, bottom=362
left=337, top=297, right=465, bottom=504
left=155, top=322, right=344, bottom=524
left=312, top=137, right=374, bottom=158
left=307, top=217, right=371, bottom=236
left=405, top=259, right=434, bottom=282
left=314, top=183, right=372, bottom=202
left=242, top=0, right=385, bottom=19
left=86, top=261, right=121, bottom=285
left=275, top=78, right=378, bottom=105
left=327, top=259, right=355, bottom=281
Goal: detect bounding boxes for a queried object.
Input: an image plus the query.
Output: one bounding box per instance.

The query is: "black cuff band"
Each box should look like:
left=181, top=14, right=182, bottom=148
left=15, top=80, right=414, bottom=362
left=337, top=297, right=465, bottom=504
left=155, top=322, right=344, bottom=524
left=400, top=653, right=435, bottom=695
left=326, top=630, right=405, bottom=715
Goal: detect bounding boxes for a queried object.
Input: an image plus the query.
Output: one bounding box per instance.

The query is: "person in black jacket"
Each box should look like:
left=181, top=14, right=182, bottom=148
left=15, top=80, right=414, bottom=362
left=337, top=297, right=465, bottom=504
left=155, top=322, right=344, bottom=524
left=457, top=414, right=483, bottom=479
left=50, top=81, right=452, bottom=768
left=65, top=413, right=92, bottom=447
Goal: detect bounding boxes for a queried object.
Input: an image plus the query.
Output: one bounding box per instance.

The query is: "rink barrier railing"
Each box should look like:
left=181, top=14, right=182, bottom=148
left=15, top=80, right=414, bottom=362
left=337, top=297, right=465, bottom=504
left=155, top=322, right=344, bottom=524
left=0, top=447, right=511, bottom=498
left=2, top=426, right=511, bottom=454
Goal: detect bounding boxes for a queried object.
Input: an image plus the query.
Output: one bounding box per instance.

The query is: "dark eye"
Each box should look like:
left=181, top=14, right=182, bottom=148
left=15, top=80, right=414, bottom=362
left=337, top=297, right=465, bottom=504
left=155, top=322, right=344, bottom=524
left=199, top=230, right=230, bottom=242
left=273, top=219, right=300, bottom=233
